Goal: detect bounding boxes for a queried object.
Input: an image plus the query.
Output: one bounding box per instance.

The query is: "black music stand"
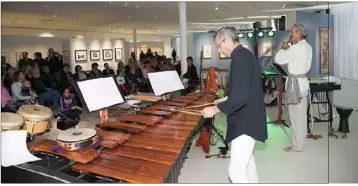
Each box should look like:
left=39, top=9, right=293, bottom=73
left=73, top=76, right=126, bottom=124
left=267, top=63, right=289, bottom=128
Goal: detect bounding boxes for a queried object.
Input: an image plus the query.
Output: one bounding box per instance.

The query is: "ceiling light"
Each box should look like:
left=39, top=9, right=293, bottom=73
left=128, top=16, right=131, bottom=19
left=16, top=20, right=19, bottom=23
left=121, top=28, right=124, bottom=30
left=135, top=5, right=140, bottom=9
left=39, top=33, right=54, bottom=37
left=238, top=33, right=244, bottom=38
left=108, top=2, right=112, bottom=5
left=76, top=35, right=84, bottom=39
left=282, top=4, right=286, bottom=8
left=158, top=29, right=160, bottom=32
left=73, top=21, right=76, bottom=24
left=43, top=4, right=50, bottom=8
left=54, top=14, right=57, bottom=17
left=215, top=6, right=219, bottom=11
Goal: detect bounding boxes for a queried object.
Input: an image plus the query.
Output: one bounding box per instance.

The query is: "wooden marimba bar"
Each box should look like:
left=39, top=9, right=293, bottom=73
left=28, top=92, right=215, bottom=183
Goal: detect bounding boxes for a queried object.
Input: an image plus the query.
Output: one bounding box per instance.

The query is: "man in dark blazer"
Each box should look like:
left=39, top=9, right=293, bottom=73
left=201, top=27, right=267, bottom=183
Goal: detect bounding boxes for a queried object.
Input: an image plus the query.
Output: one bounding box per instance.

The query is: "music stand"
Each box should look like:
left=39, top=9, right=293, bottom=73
left=267, top=63, right=289, bottom=128
left=148, top=70, right=185, bottom=97
left=73, top=76, right=126, bottom=124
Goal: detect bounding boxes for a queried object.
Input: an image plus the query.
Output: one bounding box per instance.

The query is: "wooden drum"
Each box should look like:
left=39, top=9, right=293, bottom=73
left=57, top=128, right=97, bottom=151
left=1, top=112, right=24, bottom=131
left=17, top=105, right=52, bottom=135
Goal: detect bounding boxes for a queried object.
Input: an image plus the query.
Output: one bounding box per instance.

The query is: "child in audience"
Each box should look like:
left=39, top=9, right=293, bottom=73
left=59, top=88, right=82, bottom=122
left=21, top=80, right=38, bottom=105
left=115, top=70, right=128, bottom=95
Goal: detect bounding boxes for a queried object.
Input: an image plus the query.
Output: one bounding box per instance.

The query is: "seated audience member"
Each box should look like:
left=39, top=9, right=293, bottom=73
left=73, top=65, right=87, bottom=80
left=116, top=61, right=125, bottom=75
left=141, top=61, right=153, bottom=92
left=21, top=80, right=38, bottom=105
left=151, top=58, right=160, bottom=72
left=115, top=70, right=129, bottom=95
left=30, top=68, right=61, bottom=115
left=1, top=78, right=16, bottom=112
left=1, top=56, right=11, bottom=76
left=40, top=64, right=57, bottom=89
left=60, top=88, right=82, bottom=121
left=126, top=61, right=143, bottom=94
left=102, top=63, right=115, bottom=77
left=3, top=67, right=16, bottom=92
left=10, top=71, right=32, bottom=108
left=59, top=64, right=74, bottom=92
left=183, top=56, right=199, bottom=93
left=18, top=52, right=34, bottom=69
left=33, top=52, right=46, bottom=67
left=88, top=63, right=102, bottom=78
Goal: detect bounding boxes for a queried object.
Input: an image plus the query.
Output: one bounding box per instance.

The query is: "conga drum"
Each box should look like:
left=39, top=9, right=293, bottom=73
left=17, top=105, right=52, bottom=135
left=1, top=112, right=24, bottom=131
left=57, top=128, right=97, bottom=151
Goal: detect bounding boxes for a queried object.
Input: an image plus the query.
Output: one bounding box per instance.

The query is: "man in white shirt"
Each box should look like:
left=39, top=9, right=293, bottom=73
left=275, top=24, right=312, bottom=152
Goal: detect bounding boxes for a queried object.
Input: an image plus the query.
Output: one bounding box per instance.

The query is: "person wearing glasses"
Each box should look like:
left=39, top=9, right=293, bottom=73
left=201, top=27, right=267, bottom=183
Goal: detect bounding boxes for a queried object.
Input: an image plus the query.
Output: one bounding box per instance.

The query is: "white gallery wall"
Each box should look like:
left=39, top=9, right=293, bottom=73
left=69, top=38, right=125, bottom=72
left=1, top=35, right=63, bottom=67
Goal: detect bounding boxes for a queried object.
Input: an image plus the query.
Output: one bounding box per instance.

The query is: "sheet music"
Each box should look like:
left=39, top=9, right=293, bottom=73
left=77, top=77, right=125, bottom=112
left=1, top=130, right=41, bottom=167
left=148, top=71, right=184, bottom=96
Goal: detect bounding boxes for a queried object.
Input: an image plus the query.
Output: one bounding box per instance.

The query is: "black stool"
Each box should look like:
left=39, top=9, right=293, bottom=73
left=336, top=106, right=353, bottom=137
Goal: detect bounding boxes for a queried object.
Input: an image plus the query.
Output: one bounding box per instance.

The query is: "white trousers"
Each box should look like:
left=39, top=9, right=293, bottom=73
left=288, top=90, right=308, bottom=151
left=228, top=134, right=258, bottom=183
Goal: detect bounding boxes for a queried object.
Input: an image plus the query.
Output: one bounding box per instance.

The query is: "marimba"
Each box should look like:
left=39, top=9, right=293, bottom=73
left=24, top=92, right=215, bottom=183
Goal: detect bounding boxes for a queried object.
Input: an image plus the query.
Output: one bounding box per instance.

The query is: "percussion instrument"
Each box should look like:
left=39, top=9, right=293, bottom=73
left=1, top=112, right=24, bottom=131
left=26, top=93, right=215, bottom=183
left=17, top=105, right=52, bottom=135
left=57, top=128, right=97, bottom=151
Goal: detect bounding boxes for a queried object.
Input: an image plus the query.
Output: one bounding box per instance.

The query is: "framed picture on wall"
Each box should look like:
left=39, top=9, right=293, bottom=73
left=75, top=50, right=87, bottom=62
left=219, top=52, right=229, bottom=59
left=262, top=43, right=272, bottom=56
left=15, top=51, right=23, bottom=62
left=90, top=50, right=100, bottom=61
left=319, top=27, right=330, bottom=74
left=114, top=48, right=123, bottom=61
left=202, top=45, right=212, bottom=59
left=63, top=50, right=70, bottom=62
left=103, top=49, right=113, bottom=60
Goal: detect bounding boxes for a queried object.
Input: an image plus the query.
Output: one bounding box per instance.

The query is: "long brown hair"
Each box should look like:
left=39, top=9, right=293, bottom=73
left=13, top=71, right=24, bottom=82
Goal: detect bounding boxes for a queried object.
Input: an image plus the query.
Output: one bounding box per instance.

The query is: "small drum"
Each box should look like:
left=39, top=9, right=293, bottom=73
left=57, top=128, right=97, bottom=151
left=1, top=112, right=24, bottom=131
left=17, top=105, right=53, bottom=135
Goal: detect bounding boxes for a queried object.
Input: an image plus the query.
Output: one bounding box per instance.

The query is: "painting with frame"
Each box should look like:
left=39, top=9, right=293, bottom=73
left=75, top=50, right=88, bottom=62
left=319, top=27, right=330, bottom=74
left=103, top=49, right=113, bottom=60
left=90, top=50, right=100, bottom=61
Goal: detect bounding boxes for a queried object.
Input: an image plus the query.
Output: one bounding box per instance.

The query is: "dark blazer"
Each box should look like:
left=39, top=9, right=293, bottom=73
left=183, top=65, right=199, bottom=82
left=217, top=45, right=267, bottom=143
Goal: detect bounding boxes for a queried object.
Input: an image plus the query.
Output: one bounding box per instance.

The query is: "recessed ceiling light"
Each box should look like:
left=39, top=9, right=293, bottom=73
left=282, top=4, right=286, bottom=8
left=54, top=14, right=57, bottom=17
left=158, top=29, right=160, bottom=32
left=73, top=21, right=76, bottom=24
left=215, top=6, right=219, bottom=11
left=135, top=5, right=140, bottom=9
left=43, top=4, right=50, bottom=8
left=108, top=2, right=112, bottom=5
left=121, top=28, right=124, bottom=30
left=128, top=16, right=131, bottom=19
left=16, top=20, right=19, bottom=23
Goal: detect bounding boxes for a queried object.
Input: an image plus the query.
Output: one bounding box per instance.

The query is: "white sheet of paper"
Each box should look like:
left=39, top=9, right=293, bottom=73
left=148, top=71, right=185, bottom=96
left=77, top=77, right=125, bottom=112
left=1, top=130, right=41, bottom=167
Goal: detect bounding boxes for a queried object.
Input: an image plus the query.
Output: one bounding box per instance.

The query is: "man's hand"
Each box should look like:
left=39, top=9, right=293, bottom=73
left=201, top=106, right=220, bottom=118
left=281, top=41, right=290, bottom=50
left=213, top=96, right=228, bottom=105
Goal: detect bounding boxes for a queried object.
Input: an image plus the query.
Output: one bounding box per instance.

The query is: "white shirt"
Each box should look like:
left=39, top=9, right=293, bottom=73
left=275, top=39, right=312, bottom=92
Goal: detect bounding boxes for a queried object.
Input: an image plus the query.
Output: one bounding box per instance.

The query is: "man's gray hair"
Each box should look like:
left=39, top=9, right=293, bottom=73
left=214, top=27, right=238, bottom=42
left=292, top=24, right=308, bottom=39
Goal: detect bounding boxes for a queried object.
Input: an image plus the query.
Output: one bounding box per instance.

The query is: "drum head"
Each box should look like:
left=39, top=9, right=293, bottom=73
left=1, top=112, right=24, bottom=129
left=18, top=105, right=52, bottom=121
left=57, top=128, right=96, bottom=142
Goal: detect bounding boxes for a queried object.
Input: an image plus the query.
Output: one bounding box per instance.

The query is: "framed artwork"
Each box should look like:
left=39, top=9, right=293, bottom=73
left=103, top=49, right=113, bottom=60
left=15, top=51, right=23, bottom=62
left=63, top=50, right=70, bottom=62
left=202, top=45, right=212, bottom=59
left=90, top=50, right=100, bottom=61
left=219, top=52, right=229, bottom=59
left=114, top=48, right=123, bottom=61
left=74, top=50, right=87, bottom=62
left=262, top=43, right=272, bottom=56
left=319, top=27, right=330, bottom=74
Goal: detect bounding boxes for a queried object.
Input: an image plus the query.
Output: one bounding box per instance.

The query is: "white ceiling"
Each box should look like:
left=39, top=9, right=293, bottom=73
left=1, top=1, right=337, bottom=37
